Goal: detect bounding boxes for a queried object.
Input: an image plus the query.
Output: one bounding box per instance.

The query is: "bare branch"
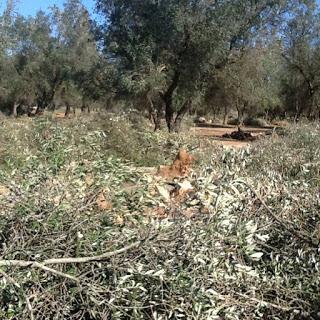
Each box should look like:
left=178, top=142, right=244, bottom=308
left=0, top=240, right=143, bottom=283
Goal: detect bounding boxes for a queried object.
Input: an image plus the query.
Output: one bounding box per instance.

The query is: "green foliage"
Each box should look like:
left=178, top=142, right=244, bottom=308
left=1, top=0, right=320, bottom=121
left=243, top=117, right=269, bottom=127
left=97, top=0, right=289, bottom=130
left=213, top=45, right=283, bottom=121
left=0, top=0, right=103, bottom=114
left=281, top=1, right=320, bottom=118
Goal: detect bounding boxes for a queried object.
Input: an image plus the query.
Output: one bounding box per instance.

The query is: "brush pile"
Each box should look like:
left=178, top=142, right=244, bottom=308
left=0, top=116, right=319, bottom=319
left=222, top=127, right=257, bottom=141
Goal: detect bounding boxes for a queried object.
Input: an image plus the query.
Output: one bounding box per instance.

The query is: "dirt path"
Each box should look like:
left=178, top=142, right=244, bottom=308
left=191, top=126, right=271, bottom=149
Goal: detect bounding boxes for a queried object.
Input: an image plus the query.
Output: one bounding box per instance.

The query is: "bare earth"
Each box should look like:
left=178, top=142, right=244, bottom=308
left=191, top=126, right=271, bottom=148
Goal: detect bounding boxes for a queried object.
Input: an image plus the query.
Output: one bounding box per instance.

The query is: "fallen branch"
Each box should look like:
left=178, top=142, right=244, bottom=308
left=43, top=240, right=141, bottom=265
left=34, top=262, right=79, bottom=282
left=0, top=240, right=142, bottom=283
left=235, top=292, right=293, bottom=312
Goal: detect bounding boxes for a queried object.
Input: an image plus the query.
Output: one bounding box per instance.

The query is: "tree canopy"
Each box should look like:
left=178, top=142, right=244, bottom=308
left=0, top=0, right=319, bottom=127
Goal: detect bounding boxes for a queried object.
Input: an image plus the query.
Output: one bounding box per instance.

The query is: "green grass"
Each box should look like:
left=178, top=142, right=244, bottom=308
left=0, top=115, right=319, bottom=319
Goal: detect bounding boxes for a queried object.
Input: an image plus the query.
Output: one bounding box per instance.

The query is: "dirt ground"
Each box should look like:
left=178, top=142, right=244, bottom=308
left=191, top=126, right=271, bottom=149
left=50, top=111, right=269, bottom=149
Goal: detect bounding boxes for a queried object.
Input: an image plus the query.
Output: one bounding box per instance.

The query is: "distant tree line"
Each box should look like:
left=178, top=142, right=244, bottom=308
left=0, top=0, right=319, bottom=130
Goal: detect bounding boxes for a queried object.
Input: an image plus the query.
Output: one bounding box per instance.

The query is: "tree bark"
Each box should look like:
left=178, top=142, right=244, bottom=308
left=65, top=103, right=71, bottom=117
left=223, top=105, right=228, bottom=125
left=236, top=104, right=242, bottom=125
left=161, top=70, right=180, bottom=132
left=172, top=99, right=192, bottom=132
left=12, top=102, right=19, bottom=117
left=294, top=101, right=301, bottom=123
left=45, top=87, right=57, bottom=110
left=147, top=93, right=161, bottom=131
left=165, top=103, right=175, bottom=132
left=236, top=100, right=246, bottom=126
left=81, top=98, right=90, bottom=113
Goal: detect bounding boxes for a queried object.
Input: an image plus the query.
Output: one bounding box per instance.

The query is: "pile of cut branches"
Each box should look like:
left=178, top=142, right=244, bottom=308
left=0, top=117, right=319, bottom=319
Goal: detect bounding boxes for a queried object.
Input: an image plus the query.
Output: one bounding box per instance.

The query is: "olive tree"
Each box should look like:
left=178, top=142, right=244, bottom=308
left=214, top=45, right=282, bottom=124
left=97, top=0, right=289, bottom=131
left=281, top=0, right=320, bottom=120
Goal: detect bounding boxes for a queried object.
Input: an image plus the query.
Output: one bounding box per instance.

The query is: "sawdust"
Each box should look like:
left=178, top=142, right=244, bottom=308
left=96, top=192, right=113, bottom=211
left=157, top=149, right=194, bottom=179
left=85, top=174, right=94, bottom=187
left=53, top=112, right=67, bottom=119
left=0, top=185, right=10, bottom=197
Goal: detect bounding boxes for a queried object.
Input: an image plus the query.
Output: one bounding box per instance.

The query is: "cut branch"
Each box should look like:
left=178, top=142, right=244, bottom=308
left=0, top=240, right=142, bottom=283
left=235, top=292, right=294, bottom=312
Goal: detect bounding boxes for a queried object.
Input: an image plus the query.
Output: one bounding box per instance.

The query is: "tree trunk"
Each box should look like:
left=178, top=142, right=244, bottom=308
left=212, top=106, right=217, bottom=122
left=81, top=98, right=90, bottom=113
left=45, top=76, right=63, bottom=110
left=147, top=93, right=162, bottom=131
left=161, top=71, right=180, bottom=133
left=223, top=105, right=228, bottom=125
left=153, top=111, right=162, bottom=131
left=35, top=104, right=44, bottom=115
left=294, top=101, right=301, bottom=123
left=148, top=109, right=153, bottom=124
left=307, top=94, right=318, bottom=120
left=46, top=88, right=57, bottom=110
left=236, top=101, right=245, bottom=126
left=65, top=103, right=71, bottom=117
left=172, top=99, right=192, bottom=132
left=165, top=103, right=175, bottom=132
left=12, top=102, right=19, bottom=117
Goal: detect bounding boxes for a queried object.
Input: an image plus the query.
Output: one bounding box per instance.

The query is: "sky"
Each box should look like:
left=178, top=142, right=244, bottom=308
left=1, top=0, right=320, bottom=18
left=0, top=0, right=96, bottom=17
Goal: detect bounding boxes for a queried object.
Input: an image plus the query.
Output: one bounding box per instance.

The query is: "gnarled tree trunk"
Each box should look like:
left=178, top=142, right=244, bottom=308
left=172, top=99, right=192, bottom=132
left=161, top=71, right=180, bottom=132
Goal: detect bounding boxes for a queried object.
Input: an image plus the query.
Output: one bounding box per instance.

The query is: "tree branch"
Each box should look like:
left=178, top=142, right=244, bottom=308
left=281, top=53, right=317, bottom=96
left=0, top=240, right=143, bottom=283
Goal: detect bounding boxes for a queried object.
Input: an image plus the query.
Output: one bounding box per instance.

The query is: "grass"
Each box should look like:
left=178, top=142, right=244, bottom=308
left=0, top=114, right=319, bottom=319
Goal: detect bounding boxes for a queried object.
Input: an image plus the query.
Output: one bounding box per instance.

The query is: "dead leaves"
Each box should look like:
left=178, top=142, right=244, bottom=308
left=96, top=192, right=113, bottom=211
left=85, top=174, right=94, bottom=187
left=148, top=179, right=198, bottom=219
left=156, top=185, right=171, bottom=202
left=0, top=185, right=10, bottom=198
left=171, top=180, right=193, bottom=201
left=157, top=149, right=194, bottom=180
left=150, top=150, right=199, bottom=219
left=155, top=180, right=194, bottom=203
left=115, top=215, right=124, bottom=225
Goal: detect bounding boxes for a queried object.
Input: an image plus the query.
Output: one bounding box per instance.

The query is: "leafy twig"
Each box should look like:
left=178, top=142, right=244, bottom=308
left=0, top=269, right=35, bottom=320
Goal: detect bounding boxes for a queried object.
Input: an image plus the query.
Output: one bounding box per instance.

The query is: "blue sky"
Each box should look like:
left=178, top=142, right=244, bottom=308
left=0, top=0, right=96, bottom=16
left=1, top=0, right=319, bottom=17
